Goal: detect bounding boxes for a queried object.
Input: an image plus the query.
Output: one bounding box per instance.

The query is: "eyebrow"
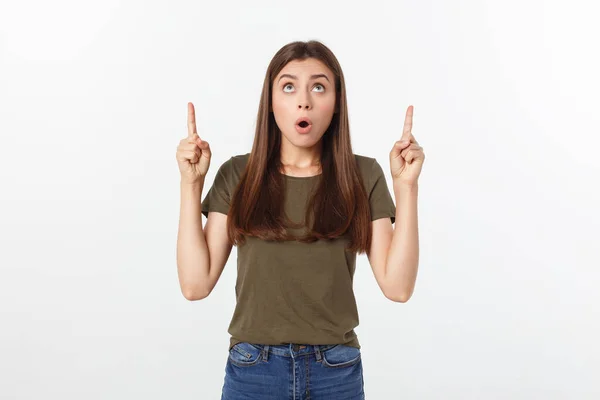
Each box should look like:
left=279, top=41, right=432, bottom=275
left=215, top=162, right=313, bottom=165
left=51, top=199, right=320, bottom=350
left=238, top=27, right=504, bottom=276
left=277, top=73, right=331, bottom=83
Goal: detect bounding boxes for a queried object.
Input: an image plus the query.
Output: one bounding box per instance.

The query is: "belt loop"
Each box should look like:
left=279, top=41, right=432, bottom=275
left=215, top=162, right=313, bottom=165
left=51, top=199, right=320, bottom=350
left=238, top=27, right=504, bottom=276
left=262, top=345, right=269, bottom=362
left=315, top=345, right=322, bottom=362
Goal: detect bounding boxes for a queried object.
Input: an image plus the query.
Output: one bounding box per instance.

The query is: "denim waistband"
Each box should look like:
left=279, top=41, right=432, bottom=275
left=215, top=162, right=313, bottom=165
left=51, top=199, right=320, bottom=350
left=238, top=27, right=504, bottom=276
left=246, top=343, right=339, bottom=358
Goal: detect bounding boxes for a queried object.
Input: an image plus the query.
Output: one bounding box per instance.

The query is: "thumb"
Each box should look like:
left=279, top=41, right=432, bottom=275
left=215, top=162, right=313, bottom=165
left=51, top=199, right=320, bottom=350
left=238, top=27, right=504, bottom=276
left=197, top=139, right=211, bottom=156
left=395, top=140, right=411, bottom=149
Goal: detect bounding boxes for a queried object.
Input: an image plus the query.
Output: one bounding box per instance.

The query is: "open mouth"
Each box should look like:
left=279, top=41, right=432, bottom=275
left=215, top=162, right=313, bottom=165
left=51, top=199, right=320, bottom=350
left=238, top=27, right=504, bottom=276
left=296, top=117, right=313, bottom=127
left=295, top=117, right=313, bottom=133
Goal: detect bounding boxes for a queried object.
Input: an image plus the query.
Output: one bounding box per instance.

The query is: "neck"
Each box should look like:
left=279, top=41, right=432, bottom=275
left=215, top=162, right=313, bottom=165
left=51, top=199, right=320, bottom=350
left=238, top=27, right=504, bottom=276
left=279, top=137, right=322, bottom=169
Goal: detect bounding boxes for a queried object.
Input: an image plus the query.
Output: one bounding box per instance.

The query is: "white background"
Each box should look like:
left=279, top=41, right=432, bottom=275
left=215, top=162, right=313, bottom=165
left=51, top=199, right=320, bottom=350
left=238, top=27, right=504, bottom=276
left=1, top=0, right=599, bottom=399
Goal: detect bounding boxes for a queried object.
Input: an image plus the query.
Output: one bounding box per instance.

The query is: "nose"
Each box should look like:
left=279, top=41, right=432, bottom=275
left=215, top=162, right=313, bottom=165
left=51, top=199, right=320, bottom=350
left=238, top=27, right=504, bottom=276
left=297, top=91, right=312, bottom=110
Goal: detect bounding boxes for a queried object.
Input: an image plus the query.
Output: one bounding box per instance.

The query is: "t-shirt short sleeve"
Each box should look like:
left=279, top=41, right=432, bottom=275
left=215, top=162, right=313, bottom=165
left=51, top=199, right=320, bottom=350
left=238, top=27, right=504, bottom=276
left=368, top=159, right=396, bottom=224
left=201, top=157, right=233, bottom=218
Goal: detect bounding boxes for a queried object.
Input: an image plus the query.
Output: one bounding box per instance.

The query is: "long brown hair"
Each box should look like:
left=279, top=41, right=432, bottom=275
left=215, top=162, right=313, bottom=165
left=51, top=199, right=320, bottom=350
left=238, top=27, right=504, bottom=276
left=226, top=40, right=373, bottom=254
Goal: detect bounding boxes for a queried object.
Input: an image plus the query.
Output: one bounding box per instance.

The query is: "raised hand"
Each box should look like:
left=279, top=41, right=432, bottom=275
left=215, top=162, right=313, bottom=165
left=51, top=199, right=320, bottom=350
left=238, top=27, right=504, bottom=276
left=176, top=102, right=212, bottom=184
left=389, top=105, right=425, bottom=186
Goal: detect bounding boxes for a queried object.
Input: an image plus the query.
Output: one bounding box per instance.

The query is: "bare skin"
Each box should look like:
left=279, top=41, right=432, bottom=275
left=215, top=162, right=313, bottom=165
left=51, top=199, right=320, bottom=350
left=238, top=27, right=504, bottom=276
left=271, top=58, right=336, bottom=177
left=175, top=103, right=231, bottom=300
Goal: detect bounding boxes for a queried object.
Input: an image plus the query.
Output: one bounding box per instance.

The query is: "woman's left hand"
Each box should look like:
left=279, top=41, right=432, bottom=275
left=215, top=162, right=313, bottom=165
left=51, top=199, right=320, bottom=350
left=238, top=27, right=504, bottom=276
left=389, top=105, right=425, bottom=186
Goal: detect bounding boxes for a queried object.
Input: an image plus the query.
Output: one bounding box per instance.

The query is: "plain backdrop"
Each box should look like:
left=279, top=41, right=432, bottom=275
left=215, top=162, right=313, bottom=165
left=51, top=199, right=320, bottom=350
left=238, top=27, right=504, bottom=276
left=1, top=0, right=599, bottom=399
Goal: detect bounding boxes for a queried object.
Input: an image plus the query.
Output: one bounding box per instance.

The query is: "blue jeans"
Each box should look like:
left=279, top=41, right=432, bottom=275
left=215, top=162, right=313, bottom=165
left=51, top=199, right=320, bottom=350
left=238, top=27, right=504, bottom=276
left=221, top=342, right=365, bottom=399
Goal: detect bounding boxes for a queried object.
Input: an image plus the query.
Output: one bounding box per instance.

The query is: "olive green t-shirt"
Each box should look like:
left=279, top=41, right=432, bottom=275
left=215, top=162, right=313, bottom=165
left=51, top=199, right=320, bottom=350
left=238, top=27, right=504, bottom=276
left=201, top=153, right=396, bottom=351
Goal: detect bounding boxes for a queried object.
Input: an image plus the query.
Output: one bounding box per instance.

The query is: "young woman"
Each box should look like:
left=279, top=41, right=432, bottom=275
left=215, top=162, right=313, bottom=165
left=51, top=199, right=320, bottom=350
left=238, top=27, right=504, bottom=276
left=175, top=40, right=425, bottom=399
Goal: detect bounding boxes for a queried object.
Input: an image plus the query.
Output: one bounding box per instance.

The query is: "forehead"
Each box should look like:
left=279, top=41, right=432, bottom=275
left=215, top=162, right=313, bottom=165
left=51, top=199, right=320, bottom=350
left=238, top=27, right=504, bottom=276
left=276, top=58, right=334, bottom=80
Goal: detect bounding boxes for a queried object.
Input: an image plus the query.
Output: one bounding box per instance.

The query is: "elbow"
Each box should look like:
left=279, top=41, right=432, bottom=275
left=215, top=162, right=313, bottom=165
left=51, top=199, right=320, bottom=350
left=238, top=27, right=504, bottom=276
left=382, top=279, right=414, bottom=303
left=182, top=286, right=210, bottom=301
left=384, top=290, right=412, bottom=303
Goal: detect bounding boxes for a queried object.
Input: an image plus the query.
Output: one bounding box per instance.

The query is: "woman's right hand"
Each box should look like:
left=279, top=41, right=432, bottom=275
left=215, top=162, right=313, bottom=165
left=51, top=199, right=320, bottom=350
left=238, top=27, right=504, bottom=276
left=176, top=102, right=212, bottom=184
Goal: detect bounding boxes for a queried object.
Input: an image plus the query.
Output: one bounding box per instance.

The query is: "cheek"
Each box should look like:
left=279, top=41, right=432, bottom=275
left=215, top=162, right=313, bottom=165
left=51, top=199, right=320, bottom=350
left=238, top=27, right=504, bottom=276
left=272, top=104, right=289, bottom=124
left=318, top=102, right=335, bottom=115
left=271, top=93, right=288, bottom=113
left=271, top=95, right=290, bottom=128
left=319, top=104, right=333, bottom=112
left=318, top=94, right=336, bottom=114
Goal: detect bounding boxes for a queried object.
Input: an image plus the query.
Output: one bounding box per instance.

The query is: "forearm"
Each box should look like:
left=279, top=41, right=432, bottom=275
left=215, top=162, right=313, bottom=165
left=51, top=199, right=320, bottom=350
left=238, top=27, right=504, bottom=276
left=176, top=179, right=210, bottom=299
left=385, top=183, right=420, bottom=301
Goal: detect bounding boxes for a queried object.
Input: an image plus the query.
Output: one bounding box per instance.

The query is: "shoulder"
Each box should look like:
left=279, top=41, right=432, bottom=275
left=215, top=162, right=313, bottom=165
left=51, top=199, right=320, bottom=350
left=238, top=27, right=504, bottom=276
left=353, top=153, right=383, bottom=188
left=353, top=153, right=376, bottom=170
left=211, top=153, right=250, bottom=186
left=214, top=153, right=250, bottom=173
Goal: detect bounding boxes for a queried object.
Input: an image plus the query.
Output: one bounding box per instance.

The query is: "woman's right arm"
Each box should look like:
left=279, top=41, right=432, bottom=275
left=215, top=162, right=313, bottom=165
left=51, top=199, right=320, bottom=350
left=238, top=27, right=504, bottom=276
left=176, top=180, right=233, bottom=300
left=176, top=180, right=209, bottom=300
left=175, top=102, right=233, bottom=300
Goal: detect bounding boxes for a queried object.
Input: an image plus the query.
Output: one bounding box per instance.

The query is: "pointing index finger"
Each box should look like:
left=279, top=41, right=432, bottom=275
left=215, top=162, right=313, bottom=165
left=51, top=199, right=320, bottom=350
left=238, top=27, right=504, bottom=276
left=187, top=102, right=197, bottom=138
left=401, top=105, right=413, bottom=141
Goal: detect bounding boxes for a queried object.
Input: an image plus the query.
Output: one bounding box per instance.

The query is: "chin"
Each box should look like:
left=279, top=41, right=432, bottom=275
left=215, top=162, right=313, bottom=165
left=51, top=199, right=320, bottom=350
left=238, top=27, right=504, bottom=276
left=283, top=130, right=323, bottom=145
left=294, top=136, right=323, bottom=147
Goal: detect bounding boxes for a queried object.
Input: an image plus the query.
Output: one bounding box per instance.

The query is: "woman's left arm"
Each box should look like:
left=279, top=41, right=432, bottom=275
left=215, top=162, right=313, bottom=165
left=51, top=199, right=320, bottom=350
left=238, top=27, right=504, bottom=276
left=382, top=183, right=420, bottom=302
left=383, top=105, right=425, bottom=302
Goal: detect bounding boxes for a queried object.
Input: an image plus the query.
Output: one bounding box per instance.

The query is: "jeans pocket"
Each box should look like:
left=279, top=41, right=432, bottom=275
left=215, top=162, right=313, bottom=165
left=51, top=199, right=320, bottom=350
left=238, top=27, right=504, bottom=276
left=228, top=342, right=263, bottom=367
left=320, top=344, right=362, bottom=368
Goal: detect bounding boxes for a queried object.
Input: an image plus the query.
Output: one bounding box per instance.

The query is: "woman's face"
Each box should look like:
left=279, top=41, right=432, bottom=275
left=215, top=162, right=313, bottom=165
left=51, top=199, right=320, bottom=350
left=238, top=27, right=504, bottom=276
left=271, top=58, right=337, bottom=148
